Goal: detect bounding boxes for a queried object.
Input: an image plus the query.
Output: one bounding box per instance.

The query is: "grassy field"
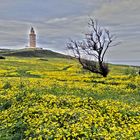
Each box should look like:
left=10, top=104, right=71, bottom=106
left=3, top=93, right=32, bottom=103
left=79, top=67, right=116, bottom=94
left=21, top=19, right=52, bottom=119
left=0, top=56, right=140, bottom=139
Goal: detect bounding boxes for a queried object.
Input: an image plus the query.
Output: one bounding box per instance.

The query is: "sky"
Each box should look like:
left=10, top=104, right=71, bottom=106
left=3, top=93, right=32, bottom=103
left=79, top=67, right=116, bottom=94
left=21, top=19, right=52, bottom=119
left=0, top=0, right=140, bottom=66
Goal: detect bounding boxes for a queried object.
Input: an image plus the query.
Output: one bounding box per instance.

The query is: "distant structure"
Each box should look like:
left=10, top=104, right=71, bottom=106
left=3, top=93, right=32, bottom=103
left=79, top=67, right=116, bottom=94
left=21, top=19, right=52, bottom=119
left=29, top=27, right=36, bottom=48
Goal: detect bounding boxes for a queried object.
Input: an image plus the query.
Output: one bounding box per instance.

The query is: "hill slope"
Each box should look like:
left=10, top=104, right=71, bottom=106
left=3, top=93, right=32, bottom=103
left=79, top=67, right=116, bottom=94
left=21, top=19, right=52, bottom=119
left=0, top=57, right=140, bottom=139
left=0, top=48, right=68, bottom=58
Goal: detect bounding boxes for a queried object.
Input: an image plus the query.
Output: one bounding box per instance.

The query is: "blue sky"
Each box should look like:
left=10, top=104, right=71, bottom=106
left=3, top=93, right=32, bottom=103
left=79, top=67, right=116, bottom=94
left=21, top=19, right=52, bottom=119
left=0, top=0, right=140, bottom=65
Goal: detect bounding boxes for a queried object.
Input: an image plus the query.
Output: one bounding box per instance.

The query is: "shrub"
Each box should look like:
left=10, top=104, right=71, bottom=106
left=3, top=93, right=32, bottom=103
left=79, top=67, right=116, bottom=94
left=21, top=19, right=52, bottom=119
left=0, top=56, right=5, bottom=59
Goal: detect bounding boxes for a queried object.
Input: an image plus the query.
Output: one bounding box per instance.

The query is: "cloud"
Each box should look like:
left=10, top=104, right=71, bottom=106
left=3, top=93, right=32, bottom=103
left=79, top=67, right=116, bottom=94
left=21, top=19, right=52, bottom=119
left=46, top=18, right=68, bottom=24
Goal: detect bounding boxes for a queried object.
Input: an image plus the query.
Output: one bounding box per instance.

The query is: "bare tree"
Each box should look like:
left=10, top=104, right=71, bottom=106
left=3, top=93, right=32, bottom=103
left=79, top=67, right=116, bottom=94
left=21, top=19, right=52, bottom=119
left=67, top=18, right=115, bottom=77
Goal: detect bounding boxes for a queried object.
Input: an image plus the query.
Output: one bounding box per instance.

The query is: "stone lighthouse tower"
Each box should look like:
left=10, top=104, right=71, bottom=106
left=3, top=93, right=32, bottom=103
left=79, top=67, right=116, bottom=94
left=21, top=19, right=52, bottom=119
left=29, top=27, right=36, bottom=48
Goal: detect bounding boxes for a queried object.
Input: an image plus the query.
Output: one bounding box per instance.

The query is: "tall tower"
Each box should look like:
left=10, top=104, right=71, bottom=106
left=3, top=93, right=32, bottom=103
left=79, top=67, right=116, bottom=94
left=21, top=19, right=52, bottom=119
left=29, top=27, right=36, bottom=48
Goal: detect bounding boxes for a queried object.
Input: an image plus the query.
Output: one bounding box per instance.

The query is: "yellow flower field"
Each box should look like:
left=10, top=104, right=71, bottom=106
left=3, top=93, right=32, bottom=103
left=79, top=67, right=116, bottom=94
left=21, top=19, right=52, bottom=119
left=0, top=57, right=140, bottom=139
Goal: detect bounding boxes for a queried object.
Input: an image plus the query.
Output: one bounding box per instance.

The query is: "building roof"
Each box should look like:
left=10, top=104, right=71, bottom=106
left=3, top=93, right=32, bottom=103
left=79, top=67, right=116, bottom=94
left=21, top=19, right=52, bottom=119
left=31, top=27, right=35, bottom=33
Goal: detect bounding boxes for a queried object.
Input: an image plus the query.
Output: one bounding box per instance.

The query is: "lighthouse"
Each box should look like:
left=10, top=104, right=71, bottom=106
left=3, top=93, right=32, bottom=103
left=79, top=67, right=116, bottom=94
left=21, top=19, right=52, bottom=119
left=29, top=27, right=36, bottom=48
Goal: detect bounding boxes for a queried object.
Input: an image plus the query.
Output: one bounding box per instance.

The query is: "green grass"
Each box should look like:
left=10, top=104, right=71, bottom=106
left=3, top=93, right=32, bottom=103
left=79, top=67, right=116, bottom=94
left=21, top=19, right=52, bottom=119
left=0, top=56, right=139, bottom=103
left=0, top=56, right=140, bottom=139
